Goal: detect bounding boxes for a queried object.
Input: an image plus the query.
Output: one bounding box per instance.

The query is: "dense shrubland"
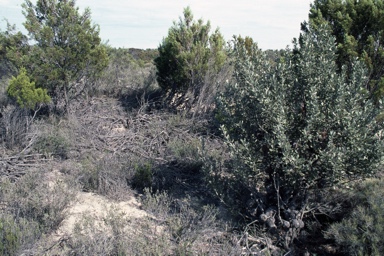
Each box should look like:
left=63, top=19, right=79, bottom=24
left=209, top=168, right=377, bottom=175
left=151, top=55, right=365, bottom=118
left=0, top=0, right=383, bottom=255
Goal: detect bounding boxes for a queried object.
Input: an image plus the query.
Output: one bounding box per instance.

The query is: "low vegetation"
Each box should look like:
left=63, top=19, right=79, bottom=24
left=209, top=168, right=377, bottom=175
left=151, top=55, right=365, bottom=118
left=0, top=0, right=383, bottom=255
left=326, top=179, right=384, bottom=255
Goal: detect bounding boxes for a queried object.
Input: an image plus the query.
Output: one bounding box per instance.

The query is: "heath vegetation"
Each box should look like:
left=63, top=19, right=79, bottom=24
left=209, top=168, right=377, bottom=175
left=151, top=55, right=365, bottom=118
left=1, top=0, right=384, bottom=255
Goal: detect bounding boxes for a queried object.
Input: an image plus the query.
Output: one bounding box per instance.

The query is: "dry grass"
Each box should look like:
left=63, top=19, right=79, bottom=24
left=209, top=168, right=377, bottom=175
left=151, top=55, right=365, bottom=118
left=0, top=50, right=359, bottom=255
left=0, top=64, right=245, bottom=255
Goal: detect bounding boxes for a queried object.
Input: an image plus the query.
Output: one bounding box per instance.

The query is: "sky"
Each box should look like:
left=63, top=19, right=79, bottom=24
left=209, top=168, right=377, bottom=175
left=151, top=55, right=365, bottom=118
left=0, top=0, right=313, bottom=50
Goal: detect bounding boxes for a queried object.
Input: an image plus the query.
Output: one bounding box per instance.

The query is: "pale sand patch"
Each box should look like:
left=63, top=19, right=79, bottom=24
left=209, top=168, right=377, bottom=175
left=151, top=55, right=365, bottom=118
left=56, top=191, right=148, bottom=236
left=42, top=168, right=160, bottom=252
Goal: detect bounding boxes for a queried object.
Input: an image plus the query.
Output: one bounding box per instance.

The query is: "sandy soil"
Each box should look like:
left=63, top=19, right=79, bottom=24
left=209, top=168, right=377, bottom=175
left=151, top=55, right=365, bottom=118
left=56, top=191, right=148, bottom=236
left=45, top=169, right=150, bottom=240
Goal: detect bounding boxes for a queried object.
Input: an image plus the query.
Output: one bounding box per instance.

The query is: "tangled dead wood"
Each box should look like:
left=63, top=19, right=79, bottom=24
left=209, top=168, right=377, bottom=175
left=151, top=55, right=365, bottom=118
left=0, top=153, right=50, bottom=181
left=67, top=97, right=209, bottom=163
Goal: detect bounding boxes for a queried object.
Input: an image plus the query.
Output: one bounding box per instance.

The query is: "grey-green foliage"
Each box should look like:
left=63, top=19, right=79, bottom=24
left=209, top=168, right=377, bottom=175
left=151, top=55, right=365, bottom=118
left=4, top=171, right=74, bottom=232
left=34, top=132, right=69, bottom=159
left=326, top=179, right=384, bottom=256
left=217, top=24, right=383, bottom=211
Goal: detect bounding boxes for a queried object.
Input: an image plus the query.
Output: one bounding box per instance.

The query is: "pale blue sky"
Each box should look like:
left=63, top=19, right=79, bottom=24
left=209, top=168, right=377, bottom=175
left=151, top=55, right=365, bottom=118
left=0, top=0, right=313, bottom=50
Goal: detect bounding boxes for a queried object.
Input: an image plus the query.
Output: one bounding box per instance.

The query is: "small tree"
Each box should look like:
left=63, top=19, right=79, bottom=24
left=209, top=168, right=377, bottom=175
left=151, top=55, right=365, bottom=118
left=20, top=0, right=108, bottom=112
left=155, top=7, right=226, bottom=100
left=217, top=24, right=383, bottom=247
left=7, top=67, right=50, bottom=123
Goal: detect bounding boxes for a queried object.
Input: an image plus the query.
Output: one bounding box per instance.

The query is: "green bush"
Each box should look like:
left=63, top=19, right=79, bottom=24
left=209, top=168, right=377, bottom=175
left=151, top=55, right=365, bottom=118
left=154, top=7, right=226, bottom=97
left=309, top=0, right=384, bottom=100
left=19, top=0, right=108, bottom=111
left=7, top=67, right=50, bottom=110
left=0, top=23, right=28, bottom=79
left=132, top=163, right=153, bottom=191
left=217, top=23, right=383, bottom=247
left=34, top=132, right=70, bottom=159
left=326, top=179, right=384, bottom=256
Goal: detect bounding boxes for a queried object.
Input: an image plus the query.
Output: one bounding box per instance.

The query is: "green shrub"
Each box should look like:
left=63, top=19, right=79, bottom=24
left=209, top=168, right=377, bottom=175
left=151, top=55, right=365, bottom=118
left=34, top=132, right=70, bottom=159
left=308, top=0, right=384, bottom=101
left=7, top=67, right=50, bottom=110
left=217, top=23, right=383, bottom=247
left=326, top=179, right=384, bottom=256
left=132, top=163, right=153, bottom=191
left=155, top=7, right=226, bottom=97
left=19, top=0, right=108, bottom=111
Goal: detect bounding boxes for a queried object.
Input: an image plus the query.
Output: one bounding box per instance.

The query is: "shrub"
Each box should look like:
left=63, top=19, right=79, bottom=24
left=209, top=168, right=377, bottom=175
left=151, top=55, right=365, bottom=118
left=154, top=7, right=226, bottom=98
left=34, top=131, right=70, bottom=159
left=7, top=67, right=50, bottom=111
left=3, top=170, right=75, bottom=233
left=0, top=106, right=29, bottom=148
left=140, top=188, right=227, bottom=255
left=76, top=154, right=136, bottom=200
left=217, top=23, right=383, bottom=247
left=93, top=47, right=158, bottom=99
left=63, top=207, right=173, bottom=256
left=0, top=214, right=40, bottom=256
left=308, top=0, right=384, bottom=100
left=0, top=77, right=10, bottom=108
left=0, top=215, right=21, bottom=256
left=326, top=179, right=384, bottom=256
left=132, top=162, right=153, bottom=191
left=168, top=137, right=202, bottom=172
left=141, top=188, right=173, bottom=220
